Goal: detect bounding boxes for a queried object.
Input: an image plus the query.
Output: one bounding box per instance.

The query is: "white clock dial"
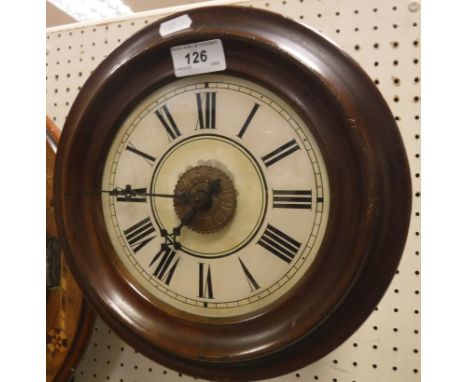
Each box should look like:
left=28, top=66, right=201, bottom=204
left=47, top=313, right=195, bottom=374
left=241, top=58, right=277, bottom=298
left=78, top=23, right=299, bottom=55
left=101, top=74, right=329, bottom=317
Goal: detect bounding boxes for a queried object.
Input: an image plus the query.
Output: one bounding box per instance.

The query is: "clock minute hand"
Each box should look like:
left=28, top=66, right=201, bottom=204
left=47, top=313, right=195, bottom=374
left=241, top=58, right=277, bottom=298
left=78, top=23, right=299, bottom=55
left=103, top=185, right=186, bottom=200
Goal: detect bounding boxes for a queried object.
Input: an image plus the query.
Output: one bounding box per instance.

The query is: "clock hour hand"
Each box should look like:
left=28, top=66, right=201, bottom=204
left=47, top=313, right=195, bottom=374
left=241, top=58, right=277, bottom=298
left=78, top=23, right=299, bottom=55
left=174, top=205, right=200, bottom=233
left=158, top=205, right=200, bottom=251
left=174, top=178, right=221, bottom=231
left=162, top=178, right=221, bottom=247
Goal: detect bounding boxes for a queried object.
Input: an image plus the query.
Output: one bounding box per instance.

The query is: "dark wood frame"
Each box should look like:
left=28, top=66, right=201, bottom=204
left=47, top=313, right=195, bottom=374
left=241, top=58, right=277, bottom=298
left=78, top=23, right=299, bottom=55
left=54, top=6, right=411, bottom=381
left=47, top=116, right=96, bottom=382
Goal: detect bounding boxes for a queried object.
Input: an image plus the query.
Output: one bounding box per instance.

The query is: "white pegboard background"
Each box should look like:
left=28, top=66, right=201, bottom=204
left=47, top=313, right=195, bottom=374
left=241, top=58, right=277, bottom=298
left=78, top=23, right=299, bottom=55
left=46, top=0, right=421, bottom=381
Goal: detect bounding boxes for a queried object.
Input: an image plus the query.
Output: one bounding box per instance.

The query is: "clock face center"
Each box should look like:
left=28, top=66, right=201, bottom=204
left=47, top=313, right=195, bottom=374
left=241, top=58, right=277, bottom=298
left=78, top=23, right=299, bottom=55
left=174, top=166, right=237, bottom=234
left=149, top=134, right=268, bottom=259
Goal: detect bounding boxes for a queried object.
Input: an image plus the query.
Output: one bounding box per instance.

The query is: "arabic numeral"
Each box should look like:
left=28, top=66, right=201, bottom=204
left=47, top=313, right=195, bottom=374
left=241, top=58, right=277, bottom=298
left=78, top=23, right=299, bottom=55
left=185, top=50, right=208, bottom=64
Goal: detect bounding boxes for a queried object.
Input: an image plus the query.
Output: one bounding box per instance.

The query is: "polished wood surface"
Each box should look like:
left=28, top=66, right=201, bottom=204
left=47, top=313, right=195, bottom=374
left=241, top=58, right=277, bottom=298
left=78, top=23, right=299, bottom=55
left=54, top=6, right=411, bottom=381
left=46, top=117, right=95, bottom=382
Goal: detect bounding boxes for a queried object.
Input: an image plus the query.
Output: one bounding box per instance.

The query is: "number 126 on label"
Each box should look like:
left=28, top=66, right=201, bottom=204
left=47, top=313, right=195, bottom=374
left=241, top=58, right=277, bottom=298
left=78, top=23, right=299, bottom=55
left=170, top=39, right=227, bottom=78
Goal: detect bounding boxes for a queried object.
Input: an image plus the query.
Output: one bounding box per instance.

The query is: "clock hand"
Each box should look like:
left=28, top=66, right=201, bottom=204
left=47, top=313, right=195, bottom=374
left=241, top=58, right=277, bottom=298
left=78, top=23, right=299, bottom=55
left=157, top=205, right=200, bottom=253
left=162, top=178, right=222, bottom=247
left=102, top=184, right=187, bottom=200
left=175, top=205, right=200, bottom=232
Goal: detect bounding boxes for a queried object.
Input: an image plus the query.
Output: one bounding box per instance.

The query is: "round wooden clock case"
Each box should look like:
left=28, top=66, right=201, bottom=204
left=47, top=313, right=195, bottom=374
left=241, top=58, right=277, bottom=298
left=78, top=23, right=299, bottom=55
left=46, top=117, right=95, bottom=382
left=54, top=6, right=412, bottom=381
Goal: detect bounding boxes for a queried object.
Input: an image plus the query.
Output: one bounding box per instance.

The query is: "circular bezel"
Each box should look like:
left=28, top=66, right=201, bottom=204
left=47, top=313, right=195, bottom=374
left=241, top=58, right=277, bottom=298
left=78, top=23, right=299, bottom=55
left=55, top=6, right=411, bottom=381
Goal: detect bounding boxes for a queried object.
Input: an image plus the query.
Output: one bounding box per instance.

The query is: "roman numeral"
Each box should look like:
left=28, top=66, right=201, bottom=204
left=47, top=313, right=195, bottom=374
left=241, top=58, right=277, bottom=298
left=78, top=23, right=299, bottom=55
left=116, top=187, right=147, bottom=203
left=196, top=92, right=216, bottom=129
left=198, top=263, right=214, bottom=300
left=273, top=190, right=312, bottom=209
left=237, top=103, right=260, bottom=138
left=125, top=142, right=156, bottom=165
left=238, top=258, right=260, bottom=291
left=155, top=105, right=181, bottom=141
left=149, top=245, right=180, bottom=285
left=123, top=217, right=156, bottom=253
left=258, top=224, right=301, bottom=263
left=261, top=139, right=300, bottom=167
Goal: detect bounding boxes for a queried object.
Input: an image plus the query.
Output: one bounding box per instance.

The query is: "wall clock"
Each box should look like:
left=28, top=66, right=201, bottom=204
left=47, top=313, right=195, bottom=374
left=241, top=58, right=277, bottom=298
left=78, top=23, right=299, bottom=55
left=46, top=116, right=95, bottom=382
left=54, top=6, right=411, bottom=381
